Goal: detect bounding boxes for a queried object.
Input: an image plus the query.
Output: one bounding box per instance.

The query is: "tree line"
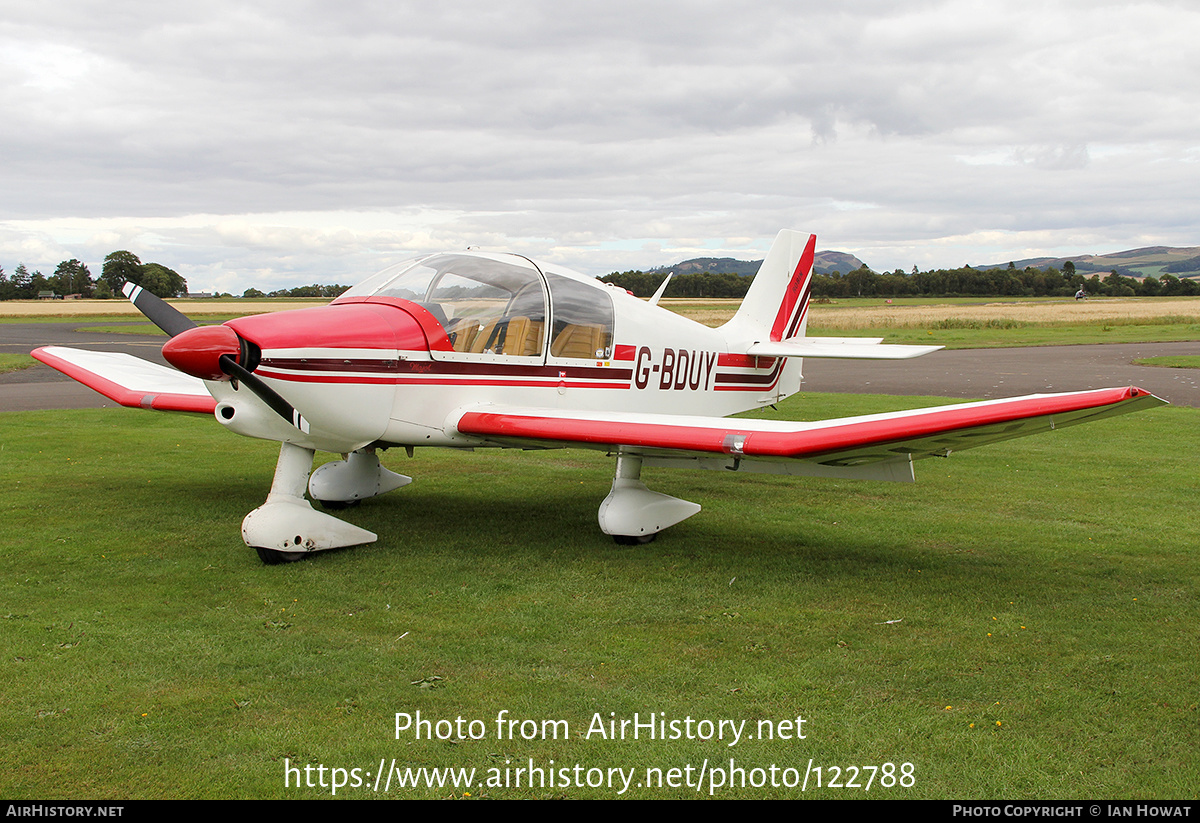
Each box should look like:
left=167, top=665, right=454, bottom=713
left=240, top=284, right=350, bottom=299
left=0, top=251, right=188, bottom=300
left=602, top=262, right=1200, bottom=299
left=0, top=251, right=353, bottom=301
left=8, top=253, right=1198, bottom=302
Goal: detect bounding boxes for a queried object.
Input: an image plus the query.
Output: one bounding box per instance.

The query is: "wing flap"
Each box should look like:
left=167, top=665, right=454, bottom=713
left=453, top=387, right=1165, bottom=466
left=32, top=346, right=217, bottom=414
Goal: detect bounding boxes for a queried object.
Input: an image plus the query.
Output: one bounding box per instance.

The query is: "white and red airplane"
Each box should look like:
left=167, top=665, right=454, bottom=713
left=33, top=230, right=1164, bottom=564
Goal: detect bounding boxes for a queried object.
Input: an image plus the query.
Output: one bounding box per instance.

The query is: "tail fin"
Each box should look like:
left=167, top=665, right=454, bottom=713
left=718, top=230, right=816, bottom=347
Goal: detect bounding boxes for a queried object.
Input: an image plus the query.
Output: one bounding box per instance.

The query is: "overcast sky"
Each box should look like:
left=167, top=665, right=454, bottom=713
left=3, top=0, right=1199, bottom=294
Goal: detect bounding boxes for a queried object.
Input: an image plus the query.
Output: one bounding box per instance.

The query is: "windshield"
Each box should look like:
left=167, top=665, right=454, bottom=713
left=342, top=253, right=547, bottom=358
left=343, top=253, right=616, bottom=361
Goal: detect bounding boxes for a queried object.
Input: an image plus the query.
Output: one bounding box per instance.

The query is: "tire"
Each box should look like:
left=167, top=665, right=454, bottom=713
left=255, top=547, right=307, bottom=565
left=315, top=498, right=360, bottom=510
left=612, top=533, right=657, bottom=546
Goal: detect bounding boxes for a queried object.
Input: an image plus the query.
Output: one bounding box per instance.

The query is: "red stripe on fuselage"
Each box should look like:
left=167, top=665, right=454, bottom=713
left=253, top=369, right=631, bottom=389
left=258, top=357, right=633, bottom=381
left=717, top=353, right=778, bottom=369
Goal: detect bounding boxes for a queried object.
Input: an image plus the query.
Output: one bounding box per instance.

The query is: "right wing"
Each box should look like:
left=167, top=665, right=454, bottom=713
left=32, top=346, right=216, bottom=414
left=453, top=386, right=1165, bottom=475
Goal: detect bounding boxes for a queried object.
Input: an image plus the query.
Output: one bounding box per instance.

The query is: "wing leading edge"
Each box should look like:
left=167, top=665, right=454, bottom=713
left=453, top=387, right=1165, bottom=470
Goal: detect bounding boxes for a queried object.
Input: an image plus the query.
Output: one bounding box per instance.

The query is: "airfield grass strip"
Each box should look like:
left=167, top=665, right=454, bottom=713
left=1, top=397, right=1197, bottom=799
left=0, top=353, right=36, bottom=374
left=1132, top=355, right=1200, bottom=369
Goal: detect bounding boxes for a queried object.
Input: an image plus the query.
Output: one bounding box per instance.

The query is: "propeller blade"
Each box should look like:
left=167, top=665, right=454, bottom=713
left=219, top=354, right=310, bottom=434
left=122, top=282, right=198, bottom=338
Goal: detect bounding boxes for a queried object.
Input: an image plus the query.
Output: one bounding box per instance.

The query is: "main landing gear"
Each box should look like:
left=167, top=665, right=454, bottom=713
left=242, top=443, right=410, bottom=564
left=597, top=452, right=700, bottom=546
left=246, top=446, right=695, bottom=562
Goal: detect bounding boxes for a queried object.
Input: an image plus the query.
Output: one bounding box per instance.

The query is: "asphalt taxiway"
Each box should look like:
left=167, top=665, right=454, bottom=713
left=2, top=321, right=1198, bottom=412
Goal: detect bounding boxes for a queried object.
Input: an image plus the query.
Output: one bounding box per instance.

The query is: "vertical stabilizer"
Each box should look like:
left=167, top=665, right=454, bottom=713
left=719, top=230, right=816, bottom=348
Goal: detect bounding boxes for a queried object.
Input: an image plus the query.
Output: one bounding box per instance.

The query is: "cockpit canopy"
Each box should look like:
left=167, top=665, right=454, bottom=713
left=340, top=252, right=615, bottom=361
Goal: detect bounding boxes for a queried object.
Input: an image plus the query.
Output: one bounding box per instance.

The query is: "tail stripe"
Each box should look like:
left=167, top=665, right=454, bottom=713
left=783, top=276, right=815, bottom=340
left=768, top=235, right=816, bottom=342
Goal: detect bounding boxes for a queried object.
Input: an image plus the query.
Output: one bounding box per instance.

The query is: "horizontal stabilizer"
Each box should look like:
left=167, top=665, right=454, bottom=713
left=746, top=338, right=943, bottom=360
left=32, top=346, right=216, bottom=414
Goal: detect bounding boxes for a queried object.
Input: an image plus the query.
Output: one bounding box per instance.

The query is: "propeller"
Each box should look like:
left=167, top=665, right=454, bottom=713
left=124, top=281, right=310, bottom=433
left=122, top=282, right=198, bottom=338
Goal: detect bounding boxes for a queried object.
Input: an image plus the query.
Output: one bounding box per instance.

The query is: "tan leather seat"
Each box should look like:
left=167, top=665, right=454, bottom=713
left=551, top=324, right=605, bottom=358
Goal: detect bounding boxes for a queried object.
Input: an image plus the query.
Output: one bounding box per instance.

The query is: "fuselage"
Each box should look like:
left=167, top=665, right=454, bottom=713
left=199, top=252, right=801, bottom=453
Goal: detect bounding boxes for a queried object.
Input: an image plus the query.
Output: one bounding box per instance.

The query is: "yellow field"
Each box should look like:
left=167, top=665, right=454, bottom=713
left=664, top=297, right=1200, bottom=328
left=0, top=299, right=325, bottom=317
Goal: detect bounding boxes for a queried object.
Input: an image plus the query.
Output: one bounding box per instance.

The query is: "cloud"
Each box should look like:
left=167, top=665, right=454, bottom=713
left=1013, top=144, right=1090, bottom=171
left=2, top=0, right=1199, bottom=289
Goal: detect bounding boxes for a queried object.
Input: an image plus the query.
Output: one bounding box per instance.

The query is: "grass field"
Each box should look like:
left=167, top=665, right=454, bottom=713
left=1, top=396, right=1196, bottom=799
left=0, top=353, right=36, bottom=374
left=1133, top=356, right=1200, bottom=369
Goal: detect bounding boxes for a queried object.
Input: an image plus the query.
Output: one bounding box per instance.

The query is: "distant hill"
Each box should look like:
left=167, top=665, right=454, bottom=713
left=812, top=251, right=867, bottom=275
left=654, top=257, right=761, bottom=277
left=648, top=245, right=1200, bottom=281
left=978, top=246, right=1200, bottom=279
left=651, top=250, right=867, bottom=278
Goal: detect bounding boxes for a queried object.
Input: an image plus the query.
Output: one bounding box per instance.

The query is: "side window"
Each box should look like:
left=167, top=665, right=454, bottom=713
left=430, top=274, right=545, bottom=358
left=546, top=274, right=614, bottom=360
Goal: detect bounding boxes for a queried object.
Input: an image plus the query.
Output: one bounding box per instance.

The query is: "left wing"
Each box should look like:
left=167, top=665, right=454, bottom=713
left=452, top=386, right=1164, bottom=475
left=32, top=346, right=216, bottom=414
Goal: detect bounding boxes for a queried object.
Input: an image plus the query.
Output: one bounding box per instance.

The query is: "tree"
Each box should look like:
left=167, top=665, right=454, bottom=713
left=845, top=266, right=876, bottom=297
left=102, top=251, right=142, bottom=293
left=101, top=251, right=187, bottom=298
left=137, top=263, right=188, bottom=298
left=11, top=264, right=33, bottom=299
left=29, top=269, right=49, bottom=298
left=51, top=259, right=94, bottom=297
left=1103, top=271, right=1137, bottom=297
